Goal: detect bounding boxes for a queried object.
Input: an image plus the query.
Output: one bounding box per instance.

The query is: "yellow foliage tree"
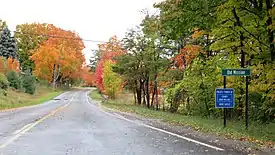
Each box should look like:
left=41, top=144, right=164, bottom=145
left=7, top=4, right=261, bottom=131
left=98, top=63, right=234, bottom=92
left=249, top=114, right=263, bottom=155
left=102, top=60, right=123, bottom=99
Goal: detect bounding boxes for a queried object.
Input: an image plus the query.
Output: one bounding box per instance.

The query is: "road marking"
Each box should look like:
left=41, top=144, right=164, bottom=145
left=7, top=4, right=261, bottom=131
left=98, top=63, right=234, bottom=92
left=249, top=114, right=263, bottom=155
left=0, top=93, right=76, bottom=149
left=85, top=92, right=225, bottom=151
left=13, top=123, right=33, bottom=135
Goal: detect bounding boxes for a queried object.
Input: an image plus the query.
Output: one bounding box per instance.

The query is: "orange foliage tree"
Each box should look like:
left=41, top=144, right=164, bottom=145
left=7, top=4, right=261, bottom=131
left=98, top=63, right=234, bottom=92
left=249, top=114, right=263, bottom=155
left=7, top=58, right=20, bottom=72
left=31, top=25, right=85, bottom=86
left=0, top=57, right=20, bottom=74
left=15, top=23, right=55, bottom=72
left=81, top=66, right=95, bottom=86
left=172, top=44, right=203, bottom=69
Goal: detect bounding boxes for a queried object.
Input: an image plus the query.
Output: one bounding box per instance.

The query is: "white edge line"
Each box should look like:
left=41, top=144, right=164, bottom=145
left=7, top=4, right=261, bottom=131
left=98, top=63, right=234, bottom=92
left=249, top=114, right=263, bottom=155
left=0, top=93, right=76, bottom=149
left=85, top=92, right=224, bottom=151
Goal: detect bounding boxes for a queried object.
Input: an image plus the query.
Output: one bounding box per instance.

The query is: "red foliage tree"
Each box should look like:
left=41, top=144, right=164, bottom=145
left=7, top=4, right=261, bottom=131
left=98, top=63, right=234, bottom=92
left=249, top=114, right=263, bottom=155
left=94, top=36, right=125, bottom=92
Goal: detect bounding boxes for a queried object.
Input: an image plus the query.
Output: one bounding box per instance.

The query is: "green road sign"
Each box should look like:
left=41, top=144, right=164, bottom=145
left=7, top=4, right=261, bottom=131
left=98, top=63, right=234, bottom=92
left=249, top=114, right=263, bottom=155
left=222, top=68, right=251, bottom=76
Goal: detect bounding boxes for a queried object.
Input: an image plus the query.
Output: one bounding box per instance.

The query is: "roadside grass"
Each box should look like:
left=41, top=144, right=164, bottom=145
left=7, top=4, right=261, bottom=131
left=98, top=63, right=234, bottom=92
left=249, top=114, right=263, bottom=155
left=0, top=86, right=64, bottom=110
left=90, top=90, right=275, bottom=147
left=89, top=88, right=102, bottom=101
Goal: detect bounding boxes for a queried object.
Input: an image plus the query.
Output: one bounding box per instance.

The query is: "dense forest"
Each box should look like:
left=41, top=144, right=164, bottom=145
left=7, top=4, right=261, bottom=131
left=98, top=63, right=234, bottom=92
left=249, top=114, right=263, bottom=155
left=92, top=0, right=275, bottom=123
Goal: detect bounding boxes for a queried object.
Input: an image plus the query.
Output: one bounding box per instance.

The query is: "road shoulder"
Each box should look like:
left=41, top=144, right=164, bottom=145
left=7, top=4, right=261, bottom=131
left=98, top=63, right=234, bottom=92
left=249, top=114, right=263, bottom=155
left=86, top=96, right=274, bottom=155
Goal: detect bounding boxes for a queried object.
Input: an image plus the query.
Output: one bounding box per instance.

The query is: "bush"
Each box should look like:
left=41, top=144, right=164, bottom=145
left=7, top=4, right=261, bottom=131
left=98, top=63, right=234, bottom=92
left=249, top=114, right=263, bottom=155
left=7, top=70, right=21, bottom=90
left=0, top=73, right=9, bottom=90
left=37, top=78, right=51, bottom=87
left=22, top=74, right=36, bottom=94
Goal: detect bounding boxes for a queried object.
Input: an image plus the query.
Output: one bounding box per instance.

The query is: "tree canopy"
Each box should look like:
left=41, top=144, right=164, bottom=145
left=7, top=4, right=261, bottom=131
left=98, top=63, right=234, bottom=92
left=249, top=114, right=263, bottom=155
left=90, top=0, right=275, bottom=123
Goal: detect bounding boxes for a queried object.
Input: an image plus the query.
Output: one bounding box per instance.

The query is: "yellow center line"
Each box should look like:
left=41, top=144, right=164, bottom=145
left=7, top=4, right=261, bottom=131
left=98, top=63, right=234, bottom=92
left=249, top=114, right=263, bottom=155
left=13, top=123, right=33, bottom=135
left=0, top=93, right=76, bottom=149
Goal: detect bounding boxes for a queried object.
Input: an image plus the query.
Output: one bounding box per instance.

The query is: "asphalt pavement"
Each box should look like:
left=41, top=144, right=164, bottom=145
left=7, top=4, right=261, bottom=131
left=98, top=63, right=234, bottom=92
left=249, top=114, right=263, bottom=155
left=0, top=88, right=243, bottom=155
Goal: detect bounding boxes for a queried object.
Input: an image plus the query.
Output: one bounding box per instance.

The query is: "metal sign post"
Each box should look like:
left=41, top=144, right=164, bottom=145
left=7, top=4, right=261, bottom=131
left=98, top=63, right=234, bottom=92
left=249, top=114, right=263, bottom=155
left=224, top=76, right=226, bottom=127
left=220, top=68, right=251, bottom=129
left=215, top=88, right=235, bottom=128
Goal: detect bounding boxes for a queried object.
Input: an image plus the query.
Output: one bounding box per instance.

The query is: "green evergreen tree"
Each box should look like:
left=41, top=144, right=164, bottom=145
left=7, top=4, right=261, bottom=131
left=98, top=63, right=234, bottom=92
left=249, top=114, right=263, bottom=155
left=22, top=73, right=36, bottom=94
left=7, top=70, right=21, bottom=90
left=0, top=27, right=17, bottom=59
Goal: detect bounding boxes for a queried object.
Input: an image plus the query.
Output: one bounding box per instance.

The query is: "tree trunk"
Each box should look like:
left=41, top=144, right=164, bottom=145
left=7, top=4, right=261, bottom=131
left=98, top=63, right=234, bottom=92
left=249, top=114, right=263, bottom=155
left=233, top=7, right=246, bottom=119
left=151, top=85, right=156, bottom=107
left=170, top=101, right=180, bottom=113
left=155, top=82, right=159, bottom=111
left=206, top=34, right=211, bottom=57
left=145, top=76, right=150, bottom=108
left=204, top=97, right=210, bottom=118
left=136, top=80, right=142, bottom=105
left=186, top=97, right=190, bottom=114
left=153, top=77, right=159, bottom=111
left=133, top=89, right=137, bottom=105
left=162, top=96, right=165, bottom=111
left=233, top=8, right=245, bottom=67
left=142, top=82, right=146, bottom=105
left=136, top=87, right=142, bottom=105
left=52, top=64, right=56, bottom=88
left=266, top=0, right=275, bottom=61
left=52, top=44, right=63, bottom=88
left=259, top=0, right=263, bottom=10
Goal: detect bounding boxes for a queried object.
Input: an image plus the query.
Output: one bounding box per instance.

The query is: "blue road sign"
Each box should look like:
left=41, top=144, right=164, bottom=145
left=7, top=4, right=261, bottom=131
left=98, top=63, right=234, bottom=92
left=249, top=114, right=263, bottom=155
left=215, top=88, right=234, bottom=108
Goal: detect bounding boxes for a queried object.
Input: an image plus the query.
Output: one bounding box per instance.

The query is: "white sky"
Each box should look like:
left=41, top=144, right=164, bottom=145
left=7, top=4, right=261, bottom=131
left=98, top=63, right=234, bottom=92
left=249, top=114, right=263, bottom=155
left=0, top=0, right=162, bottom=64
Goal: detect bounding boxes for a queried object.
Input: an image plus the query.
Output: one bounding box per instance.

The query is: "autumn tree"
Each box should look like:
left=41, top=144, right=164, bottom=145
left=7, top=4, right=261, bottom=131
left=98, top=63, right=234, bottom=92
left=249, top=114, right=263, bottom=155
left=141, top=14, right=171, bottom=109
left=31, top=25, right=85, bottom=87
left=210, top=0, right=275, bottom=121
left=94, top=36, right=125, bottom=95
left=80, top=0, right=275, bottom=123
left=114, top=28, right=150, bottom=105
left=102, top=60, right=123, bottom=99
left=81, top=66, right=95, bottom=87
left=114, top=19, right=170, bottom=109
left=7, top=57, right=20, bottom=72
left=15, top=23, right=51, bottom=72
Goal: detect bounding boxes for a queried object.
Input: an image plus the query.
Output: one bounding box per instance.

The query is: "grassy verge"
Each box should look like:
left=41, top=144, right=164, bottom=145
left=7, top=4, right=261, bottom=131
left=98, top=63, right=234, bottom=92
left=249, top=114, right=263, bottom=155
left=89, top=89, right=102, bottom=101
left=90, top=89, right=275, bottom=147
left=0, top=86, right=65, bottom=110
left=104, top=102, right=275, bottom=146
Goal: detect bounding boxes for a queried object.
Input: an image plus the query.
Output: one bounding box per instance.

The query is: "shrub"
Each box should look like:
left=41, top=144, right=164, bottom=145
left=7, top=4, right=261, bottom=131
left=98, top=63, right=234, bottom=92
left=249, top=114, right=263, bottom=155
left=0, top=73, right=9, bottom=90
left=7, top=70, right=21, bottom=90
left=22, top=74, right=36, bottom=94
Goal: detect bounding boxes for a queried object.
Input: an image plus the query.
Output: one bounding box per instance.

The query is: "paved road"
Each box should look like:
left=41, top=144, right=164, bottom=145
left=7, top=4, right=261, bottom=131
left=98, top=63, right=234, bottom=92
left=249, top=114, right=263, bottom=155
left=0, top=89, right=243, bottom=155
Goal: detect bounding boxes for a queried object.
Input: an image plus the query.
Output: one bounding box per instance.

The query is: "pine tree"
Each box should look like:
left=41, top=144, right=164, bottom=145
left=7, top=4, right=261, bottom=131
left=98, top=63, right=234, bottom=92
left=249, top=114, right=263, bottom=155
left=0, top=27, right=17, bottom=59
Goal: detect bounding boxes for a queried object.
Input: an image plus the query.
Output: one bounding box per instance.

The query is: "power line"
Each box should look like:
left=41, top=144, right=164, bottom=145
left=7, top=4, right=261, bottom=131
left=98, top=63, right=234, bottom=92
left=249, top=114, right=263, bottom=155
left=1, top=29, right=107, bottom=43
left=3, top=29, right=176, bottom=51
left=14, top=31, right=106, bottom=43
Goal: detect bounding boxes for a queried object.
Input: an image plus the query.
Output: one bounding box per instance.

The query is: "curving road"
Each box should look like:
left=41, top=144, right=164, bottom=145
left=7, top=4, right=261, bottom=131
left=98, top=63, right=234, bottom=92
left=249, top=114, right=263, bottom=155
left=0, top=88, right=243, bottom=155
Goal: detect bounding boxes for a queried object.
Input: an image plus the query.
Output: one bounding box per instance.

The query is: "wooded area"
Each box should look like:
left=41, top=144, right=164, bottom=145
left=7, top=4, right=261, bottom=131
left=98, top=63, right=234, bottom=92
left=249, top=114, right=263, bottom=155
left=0, top=21, right=94, bottom=94
left=92, top=0, right=275, bottom=124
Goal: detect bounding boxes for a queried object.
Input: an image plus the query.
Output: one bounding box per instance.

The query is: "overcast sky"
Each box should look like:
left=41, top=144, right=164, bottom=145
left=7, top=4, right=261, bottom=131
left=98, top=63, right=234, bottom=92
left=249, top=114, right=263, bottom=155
left=0, top=0, right=162, bottom=64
